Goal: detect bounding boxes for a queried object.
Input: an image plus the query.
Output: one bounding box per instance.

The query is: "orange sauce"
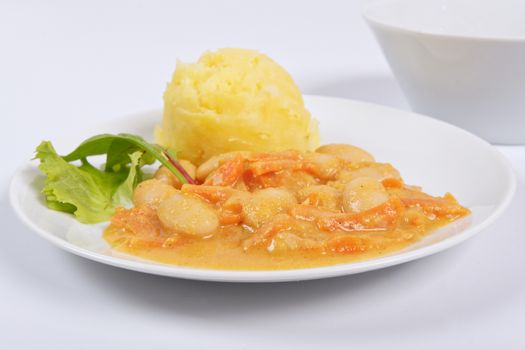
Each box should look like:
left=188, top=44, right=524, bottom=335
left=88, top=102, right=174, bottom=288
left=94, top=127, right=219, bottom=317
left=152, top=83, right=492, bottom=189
left=103, top=147, right=470, bottom=270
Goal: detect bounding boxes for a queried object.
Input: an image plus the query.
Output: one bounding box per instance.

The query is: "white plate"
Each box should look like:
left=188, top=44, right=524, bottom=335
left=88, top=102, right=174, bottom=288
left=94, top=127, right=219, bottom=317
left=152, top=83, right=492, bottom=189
left=10, top=95, right=516, bottom=282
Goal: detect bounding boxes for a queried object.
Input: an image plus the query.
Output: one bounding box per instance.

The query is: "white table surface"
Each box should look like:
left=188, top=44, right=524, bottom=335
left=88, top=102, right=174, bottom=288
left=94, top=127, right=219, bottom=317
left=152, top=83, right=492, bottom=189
left=2, top=1, right=524, bottom=348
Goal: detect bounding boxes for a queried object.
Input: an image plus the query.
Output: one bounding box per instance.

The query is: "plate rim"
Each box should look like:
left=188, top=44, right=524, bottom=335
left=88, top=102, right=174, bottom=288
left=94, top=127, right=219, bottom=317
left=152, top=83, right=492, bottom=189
left=10, top=95, right=517, bottom=282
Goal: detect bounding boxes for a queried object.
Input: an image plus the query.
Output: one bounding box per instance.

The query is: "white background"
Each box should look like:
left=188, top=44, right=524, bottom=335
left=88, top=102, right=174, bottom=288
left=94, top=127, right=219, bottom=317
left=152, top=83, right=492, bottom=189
left=1, top=0, right=524, bottom=349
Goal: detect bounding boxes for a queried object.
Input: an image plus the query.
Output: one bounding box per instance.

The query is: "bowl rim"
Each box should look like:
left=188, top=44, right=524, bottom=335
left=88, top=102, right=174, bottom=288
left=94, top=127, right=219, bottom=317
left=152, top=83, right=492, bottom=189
left=362, top=0, right=525, bottom=43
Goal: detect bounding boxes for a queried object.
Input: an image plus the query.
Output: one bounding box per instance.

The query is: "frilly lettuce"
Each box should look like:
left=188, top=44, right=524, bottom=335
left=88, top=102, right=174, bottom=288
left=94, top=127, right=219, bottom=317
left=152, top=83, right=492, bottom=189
left=35, top=141, right=143, bottom=223
left=34, top=133, right=194, bottom=224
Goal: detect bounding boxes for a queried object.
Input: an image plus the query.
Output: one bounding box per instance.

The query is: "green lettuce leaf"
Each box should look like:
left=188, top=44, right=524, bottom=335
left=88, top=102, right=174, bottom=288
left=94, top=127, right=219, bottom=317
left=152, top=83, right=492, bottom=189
left=112, top=151, right=142, bottom=207
left=34, top=133, right=195, bottom=224
left=35, top=141, right=143, bottom=223
left=62, top=133, right=189, bottom=184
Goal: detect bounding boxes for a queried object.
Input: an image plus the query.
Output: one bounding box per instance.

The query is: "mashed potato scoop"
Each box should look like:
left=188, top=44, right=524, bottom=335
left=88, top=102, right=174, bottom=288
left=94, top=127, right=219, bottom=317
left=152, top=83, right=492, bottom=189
left=156, top=48, right=319, bottom=165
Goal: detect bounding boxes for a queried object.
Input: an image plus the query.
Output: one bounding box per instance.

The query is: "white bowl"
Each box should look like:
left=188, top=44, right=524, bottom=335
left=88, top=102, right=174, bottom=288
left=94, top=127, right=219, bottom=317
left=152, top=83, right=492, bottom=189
left=363, top=0, right=525, bottom=144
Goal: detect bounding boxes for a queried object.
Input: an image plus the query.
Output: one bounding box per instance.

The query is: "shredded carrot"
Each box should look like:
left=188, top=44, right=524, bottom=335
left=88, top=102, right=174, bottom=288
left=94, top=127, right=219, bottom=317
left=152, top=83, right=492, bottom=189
left=382, top=178, right=404, bottom=188
left=182, top=184, right=240, bottom=203
left=204, top=156, right=244, bottom=186
left=318, top=197, right=405, bottom=232
left=242, top=214, right=295, bottom=250
left=400, top=196, right=470, bottom=219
